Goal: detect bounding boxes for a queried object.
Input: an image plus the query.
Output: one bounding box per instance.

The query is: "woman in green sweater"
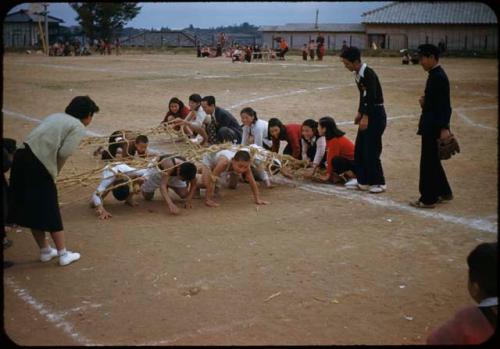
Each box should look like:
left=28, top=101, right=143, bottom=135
left=8, top=96, right=99, bottom=266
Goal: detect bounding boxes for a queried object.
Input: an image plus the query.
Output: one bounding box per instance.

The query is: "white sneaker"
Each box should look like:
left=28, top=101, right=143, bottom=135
left=369, top=185, right=387, bottom=194
left=358, top=184, right=370, bottom=191
left=59, top=251, right=81, bottom=266
left=345, top=178, right=358, bottom=189
left=40, top=247, right=58, bottom=262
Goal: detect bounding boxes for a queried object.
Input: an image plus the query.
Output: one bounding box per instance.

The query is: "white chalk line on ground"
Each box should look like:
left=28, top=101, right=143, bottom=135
left=4, top=277, right=97, bottom=346
left=455, top=110, right=497, bottom=131
left=271, top=177, right=497, bottom=234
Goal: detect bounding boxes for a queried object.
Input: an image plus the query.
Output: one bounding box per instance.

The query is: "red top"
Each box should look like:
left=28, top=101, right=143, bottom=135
left=271, top=123, right=302, bottom=160
left=426, top=305, right=495, bottom=345
left=163, top=105, right=190, bottom=123
left=325, top=136, right=355, bottom=176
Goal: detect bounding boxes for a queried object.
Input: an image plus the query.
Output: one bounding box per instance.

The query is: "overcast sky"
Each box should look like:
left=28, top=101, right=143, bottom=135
left=8, top=2, right=390, bottom=29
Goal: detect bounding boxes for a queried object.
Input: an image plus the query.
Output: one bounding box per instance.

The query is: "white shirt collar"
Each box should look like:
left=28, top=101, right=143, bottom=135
left=355, top=63, right=367, bottom=82
left=358, top=63, right=367, bottom=78
left=479, top=297, right=498, bottom=307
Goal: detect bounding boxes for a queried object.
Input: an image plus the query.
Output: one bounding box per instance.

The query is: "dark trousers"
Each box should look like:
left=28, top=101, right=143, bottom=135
left=354, top=107, right=386, bottom=185
left=332, top=157, right=355, bottom=175
left=419, top=131, right=452, bottom=205
left=217, top=127, right=240, bottom=144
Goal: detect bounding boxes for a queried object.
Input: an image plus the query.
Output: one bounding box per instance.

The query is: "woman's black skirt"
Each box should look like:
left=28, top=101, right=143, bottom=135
left=7, top=144, right=63, bottom=232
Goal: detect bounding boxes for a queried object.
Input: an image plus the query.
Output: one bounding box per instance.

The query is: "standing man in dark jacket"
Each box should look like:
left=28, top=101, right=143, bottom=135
left=340, top=47, right=387, bottom=193
left=411, top=44, right=453, bottom=208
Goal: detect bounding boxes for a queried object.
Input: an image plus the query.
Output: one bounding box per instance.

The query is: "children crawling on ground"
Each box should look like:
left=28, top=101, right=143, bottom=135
left=426, top=242, right=497, bottom=345
left=90, top=163, right=147, bottom=219
left=231, top=144, right=290, bottom=188
left=199, top=149, right=269, bottom=207
left=268, top=118, right=302, bottom=160
left=91, top=155, right=198, bottom=218
left=141, top=154, right=198, bottom=215
left=95, top=131, right=153, bottom=160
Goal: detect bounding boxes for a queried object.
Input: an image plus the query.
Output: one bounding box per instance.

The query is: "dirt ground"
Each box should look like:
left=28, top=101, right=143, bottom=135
left=2, top=52, right=497, bottom=345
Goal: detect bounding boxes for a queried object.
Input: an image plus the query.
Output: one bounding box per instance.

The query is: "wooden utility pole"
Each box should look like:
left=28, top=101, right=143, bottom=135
left=43, top=3, right=49, bottom=54
left=315, top=9, right=319, bottom=29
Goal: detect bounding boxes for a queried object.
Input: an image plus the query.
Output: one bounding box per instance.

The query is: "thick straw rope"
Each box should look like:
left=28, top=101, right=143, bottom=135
left=58, top=122, right=311, bottom=206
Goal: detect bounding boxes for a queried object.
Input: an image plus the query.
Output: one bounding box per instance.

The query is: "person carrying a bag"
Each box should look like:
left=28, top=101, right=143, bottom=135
left=411, top=44, right=457, bottom=209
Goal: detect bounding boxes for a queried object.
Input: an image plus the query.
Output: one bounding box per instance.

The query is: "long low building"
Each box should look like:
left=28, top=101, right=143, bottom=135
left=259, top=23, right=367, bottom=50
left=362, top=1, right=497, bottom=51
left=259, top=2, right=497, bottom=52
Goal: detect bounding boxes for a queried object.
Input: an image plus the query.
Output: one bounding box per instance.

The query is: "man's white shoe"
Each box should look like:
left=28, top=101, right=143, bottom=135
left=369, top=185, right=387, bottom=194
left=59, top=251, right=81, bottom=266
left=357, top=184, right=370, bottom=191
left=40, top=247, right=58, bottom=262
left=345, top=178, right=358, bottom=189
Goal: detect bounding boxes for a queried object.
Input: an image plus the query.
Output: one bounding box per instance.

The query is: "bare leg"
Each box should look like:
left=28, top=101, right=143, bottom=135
left=49, top=231, right=66, bottom=251
left=31, top=229, right=50, bottom=249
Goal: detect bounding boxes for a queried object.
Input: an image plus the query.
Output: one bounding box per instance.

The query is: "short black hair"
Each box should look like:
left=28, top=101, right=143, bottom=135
left=417, top=44, right=440, bottom=61
left=467, top=242, right=497, bottom=298
left=3, top=138, right=17, bottom=154
left=201, top=95, right=216, bottom=106
left=65, top=96, right=99, bottom=120
left=179, top=162, right=197, bottom=181
left=135, top=135, right=149, bottom=144
left=111, top=179, right=130, bottom=201
left=189, top=93, right=202, bottom=103
left=233, top=150, right=251, bottom=162
left=340, top=46, right=361, bottom=63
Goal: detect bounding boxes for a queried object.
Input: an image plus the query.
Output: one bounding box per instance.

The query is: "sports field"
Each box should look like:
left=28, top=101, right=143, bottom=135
left=2, top=52, right=497, bottom=345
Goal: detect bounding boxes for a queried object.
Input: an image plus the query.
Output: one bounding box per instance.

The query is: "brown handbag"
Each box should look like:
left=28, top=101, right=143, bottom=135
left=437, top=133, right=460, bottom=160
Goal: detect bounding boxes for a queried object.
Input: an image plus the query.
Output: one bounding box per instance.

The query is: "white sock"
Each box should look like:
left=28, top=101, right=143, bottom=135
left=58, top=248, right=67, bottom=256
left=41, top=246, right=53, bottom=254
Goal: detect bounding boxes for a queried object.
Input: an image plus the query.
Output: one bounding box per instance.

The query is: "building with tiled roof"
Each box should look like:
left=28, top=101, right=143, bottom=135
left=361, top=2, right=497, bottom=51
left=259, top=2, right=497, bottom=52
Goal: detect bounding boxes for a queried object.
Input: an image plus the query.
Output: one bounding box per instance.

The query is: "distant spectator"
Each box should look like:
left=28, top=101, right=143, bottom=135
left=309, top=39, right=316, bottom=60
left=278, top=38, right=288, bottom=60
left=341, top=40, right=348, bottom=53
left=115, top=38, right=121, bottom=55
left=316, top=32, right=325, bottom=60
left=302, top=44, right=308, bottom=61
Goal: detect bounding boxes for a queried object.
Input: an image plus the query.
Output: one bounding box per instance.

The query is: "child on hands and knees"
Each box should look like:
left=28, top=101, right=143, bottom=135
left=427, top=242, right=497, bottom=345
left=200, top=149, right=269, bottom=207
left=141, top=155, right=198, bottom=215
left=90, top=163, right=147, bottom=220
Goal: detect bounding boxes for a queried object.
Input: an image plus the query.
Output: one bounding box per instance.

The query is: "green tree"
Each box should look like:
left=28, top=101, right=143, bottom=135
left=71, top=2, right=141, bottom=42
